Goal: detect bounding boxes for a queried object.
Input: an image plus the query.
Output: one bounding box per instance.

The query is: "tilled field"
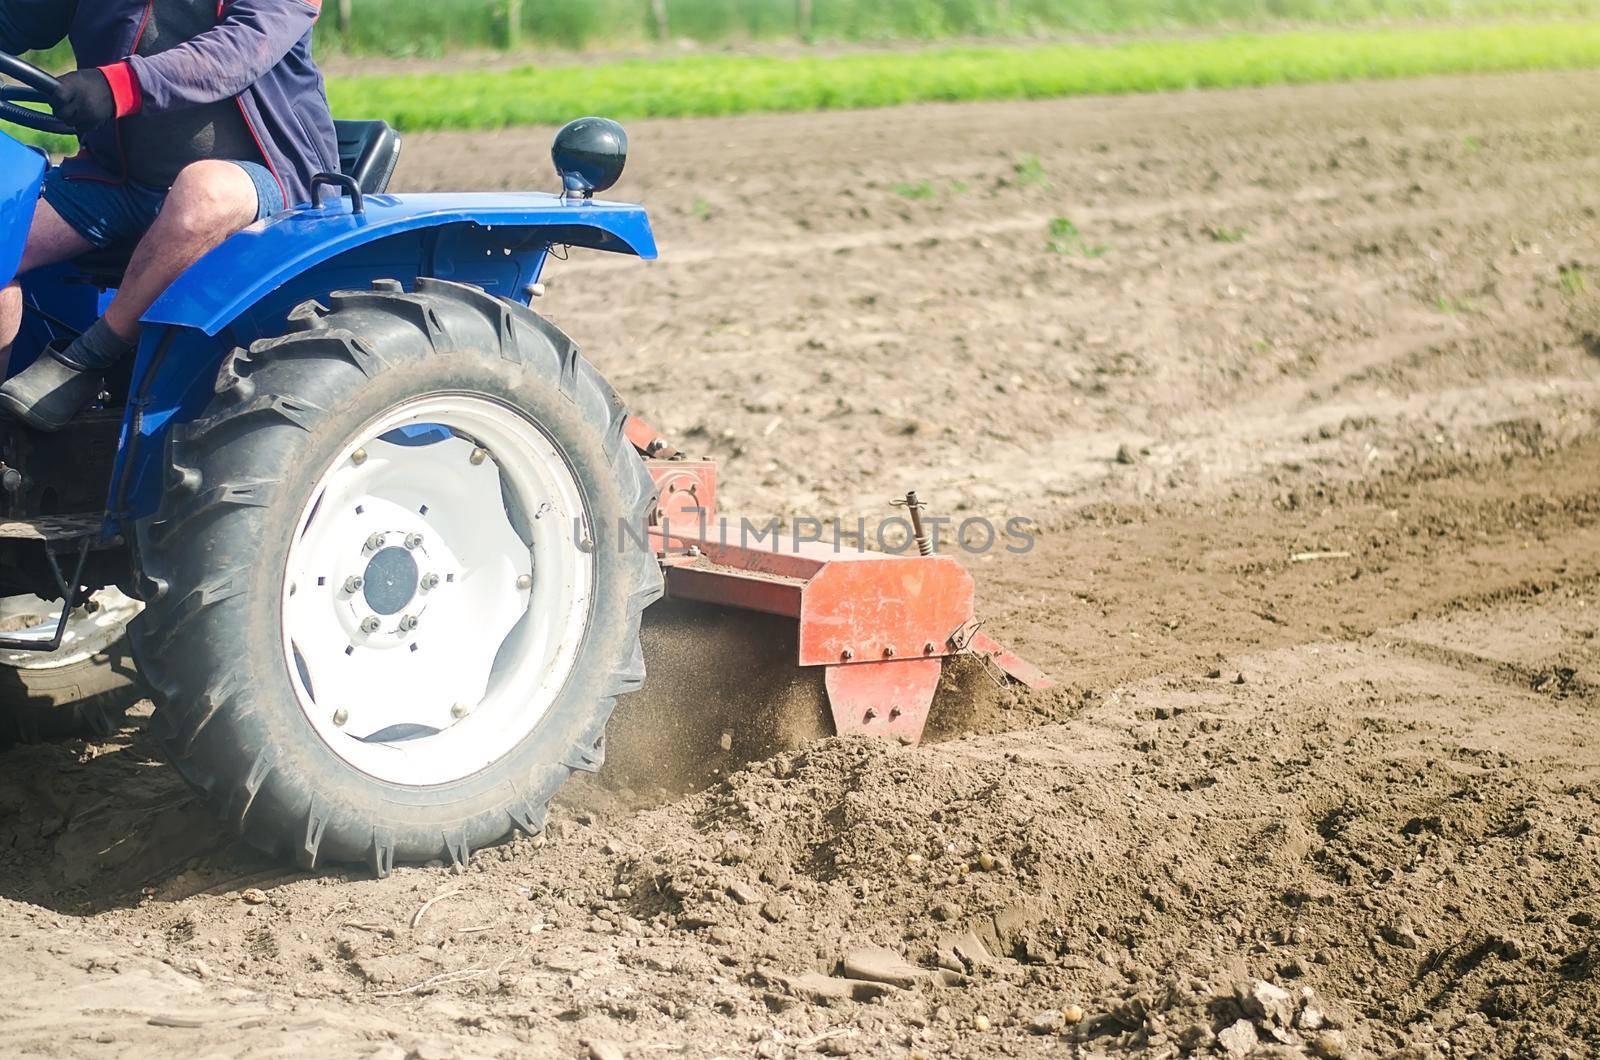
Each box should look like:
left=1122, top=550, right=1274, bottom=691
left=3, top=72, right=1600, bottom=1059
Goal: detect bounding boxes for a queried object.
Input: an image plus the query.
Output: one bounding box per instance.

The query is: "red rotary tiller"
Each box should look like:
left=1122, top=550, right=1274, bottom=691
left=629, top=418, right=1052, bottom=746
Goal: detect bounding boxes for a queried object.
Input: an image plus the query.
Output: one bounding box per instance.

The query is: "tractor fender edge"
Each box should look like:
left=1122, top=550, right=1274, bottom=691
left=141, top=191, right=658, bottom=337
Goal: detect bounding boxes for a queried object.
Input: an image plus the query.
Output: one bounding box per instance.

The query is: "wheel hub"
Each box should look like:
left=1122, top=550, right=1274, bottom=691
left=362, top=545, right=419, bottom=615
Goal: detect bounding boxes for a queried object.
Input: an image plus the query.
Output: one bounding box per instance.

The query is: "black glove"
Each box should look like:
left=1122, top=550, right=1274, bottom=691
left=52, top=69, right=117, bottom=134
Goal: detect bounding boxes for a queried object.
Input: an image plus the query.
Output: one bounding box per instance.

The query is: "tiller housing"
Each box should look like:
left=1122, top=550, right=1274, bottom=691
left=629, top=419, right=1051, bottom=745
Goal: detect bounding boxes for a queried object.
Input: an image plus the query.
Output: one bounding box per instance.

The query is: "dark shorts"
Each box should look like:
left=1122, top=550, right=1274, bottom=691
left=40, top=160, right=285, bottom=251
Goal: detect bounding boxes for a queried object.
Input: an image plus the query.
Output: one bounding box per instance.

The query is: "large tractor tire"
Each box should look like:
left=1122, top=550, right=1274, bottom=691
left=129, top=278, right=662, bottom=873
left=0, top=589, right=147, bottom=743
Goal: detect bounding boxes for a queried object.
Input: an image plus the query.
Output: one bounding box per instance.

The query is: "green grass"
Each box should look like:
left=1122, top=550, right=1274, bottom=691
left=1012, top=154, right=1051, bottom=189
left=1433, top=293, right=1476, bottom=313
left=1047, top=216, right=1107, bottom=256
left=22, top=0, right=1600, bottom=60
left=316, top=23, right=1600, bottom=132
left=15, top=21, right=1600, bottom=151
left=236, top=0, right=1600, bottom=55
left=37, top=0, right=1593, bottom=60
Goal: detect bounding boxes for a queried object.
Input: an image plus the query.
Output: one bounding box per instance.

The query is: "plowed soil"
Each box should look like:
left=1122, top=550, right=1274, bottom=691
left=3, top=71, right=1599, bottom=1059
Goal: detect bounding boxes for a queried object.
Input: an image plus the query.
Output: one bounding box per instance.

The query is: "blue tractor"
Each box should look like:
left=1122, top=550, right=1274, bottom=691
left=0, top=53, right=663, bottom=874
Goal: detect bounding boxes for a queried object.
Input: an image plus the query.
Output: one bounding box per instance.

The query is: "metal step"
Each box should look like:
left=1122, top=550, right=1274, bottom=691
left=0, top=513, right=112, bottom=544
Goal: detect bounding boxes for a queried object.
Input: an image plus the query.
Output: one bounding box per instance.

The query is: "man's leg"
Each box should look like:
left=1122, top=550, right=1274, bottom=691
left=101, top=160, right=260, bottom=341
left=0, top=198, right=96, bottom=376
left=0, top=161, right=260, bottom=431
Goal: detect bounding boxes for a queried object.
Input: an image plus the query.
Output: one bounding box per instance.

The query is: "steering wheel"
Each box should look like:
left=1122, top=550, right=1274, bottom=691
left=0, top=52, right=72, bottom=136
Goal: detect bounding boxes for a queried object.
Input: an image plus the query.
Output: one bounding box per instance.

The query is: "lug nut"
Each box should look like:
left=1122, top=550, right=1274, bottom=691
left=398, top=615, right=419, bottom=632
left=365, top=532, right=385, bottom=551
left=450, top=702, right=471, bottom=720
left=420, top=573, right=440, bottom=591
left=343, top=575, right=364, bottom=593
left=515, top=574, right=532, bottom=590
left=404, top=533, right=424, bottom=550
left=360, top=616, right=381, bottom=634
left=351, top=448, right=367, bottom=466
left=469, top=447, right=488, bottom=466
left=332, top=707, right=349, bottom=727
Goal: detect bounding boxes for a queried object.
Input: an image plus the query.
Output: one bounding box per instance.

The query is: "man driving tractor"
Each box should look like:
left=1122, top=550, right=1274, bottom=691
left=0, top=0, right=336, bottom=431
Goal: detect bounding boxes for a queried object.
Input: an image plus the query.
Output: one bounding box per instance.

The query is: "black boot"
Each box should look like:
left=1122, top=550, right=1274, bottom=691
left=0, top=344, right=104, bottom=432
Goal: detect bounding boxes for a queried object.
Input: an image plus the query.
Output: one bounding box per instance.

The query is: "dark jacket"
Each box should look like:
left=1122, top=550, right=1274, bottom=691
left=0, top=0, right=338, bottom=206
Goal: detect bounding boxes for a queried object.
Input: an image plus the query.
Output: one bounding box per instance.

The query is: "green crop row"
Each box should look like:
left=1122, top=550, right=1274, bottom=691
left=323, top=22, right=1600, bottom=129
left=313, top=0, right=1600, bottom=55
left=12, top=22, right=1600, bottom=153
left=19, top=0, right=1600, bottom=59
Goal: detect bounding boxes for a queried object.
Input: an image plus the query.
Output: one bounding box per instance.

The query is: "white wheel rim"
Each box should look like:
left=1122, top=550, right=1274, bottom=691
left=281, top=393, right=594, bottom=787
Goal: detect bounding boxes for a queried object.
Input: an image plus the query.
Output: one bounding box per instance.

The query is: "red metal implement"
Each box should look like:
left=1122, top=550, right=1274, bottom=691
left=641, top=450, right=1049, bottom=744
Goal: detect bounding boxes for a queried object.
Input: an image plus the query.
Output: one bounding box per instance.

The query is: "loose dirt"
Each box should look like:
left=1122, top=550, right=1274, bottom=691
left=2, top=71, right=1599, bottom=1058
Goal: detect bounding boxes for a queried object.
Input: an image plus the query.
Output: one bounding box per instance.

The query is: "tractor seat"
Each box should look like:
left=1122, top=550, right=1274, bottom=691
left=335, top=119, right=403, bottom=197
left=70, top=119, right=402, bottom=288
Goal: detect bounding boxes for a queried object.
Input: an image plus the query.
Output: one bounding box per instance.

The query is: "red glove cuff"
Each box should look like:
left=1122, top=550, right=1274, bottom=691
left=98, top=62, right=142, bottom=118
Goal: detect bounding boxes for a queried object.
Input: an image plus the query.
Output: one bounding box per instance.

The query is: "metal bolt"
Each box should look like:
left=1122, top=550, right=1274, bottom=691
left=890, top=490, right=935, bottom=557
left=351, top=448, right=367, bottom=466
left=332, top=707, right=349, bottom=727
left=923, top=641, right=936, bottom=655
left=360, top=616, right=381, bottom=634
left=450, top=702, right=471, bottom=720
left=420, top=573, right=440, bottom=591
left=841, top=648, right=854, bottom=661
left=469, top=447, right=488, bottom=466
left=404, top=533, right=424, bottom=550
left=864, top=707, right=878, bottom=721
left=883, top=646, right=896, bottom=658
left=398, top=615, right=419, bottom=632
left=890, top=707, right=903, bottom=719
left=365, top=532, right=385, bottom=551
left=343, top=575, right=365, bottom=594
left=515, top=574, right=532, bottom=590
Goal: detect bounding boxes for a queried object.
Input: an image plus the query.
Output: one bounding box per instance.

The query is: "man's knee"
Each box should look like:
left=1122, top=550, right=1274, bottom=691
left=160, top=162, right=259, bottom=240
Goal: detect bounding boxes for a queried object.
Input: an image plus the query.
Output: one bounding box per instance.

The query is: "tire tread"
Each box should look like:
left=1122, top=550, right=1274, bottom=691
left=130, top=279, right=662, bottom=875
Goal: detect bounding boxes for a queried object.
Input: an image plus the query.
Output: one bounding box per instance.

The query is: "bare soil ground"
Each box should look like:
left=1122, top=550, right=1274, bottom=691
left=4, top=72, right=1600, bottom=1058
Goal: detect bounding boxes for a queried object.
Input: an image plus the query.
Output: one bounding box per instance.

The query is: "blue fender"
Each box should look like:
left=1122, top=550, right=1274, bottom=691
left=143, top=191, right=657, bottom=336
left=108, top=191, right=658, bottom=529
left=0, top=131, right=47, bottom=288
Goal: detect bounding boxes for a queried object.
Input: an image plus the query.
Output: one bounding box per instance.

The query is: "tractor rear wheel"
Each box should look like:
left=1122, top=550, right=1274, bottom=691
left=129, top=279, right=661, bottom=873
